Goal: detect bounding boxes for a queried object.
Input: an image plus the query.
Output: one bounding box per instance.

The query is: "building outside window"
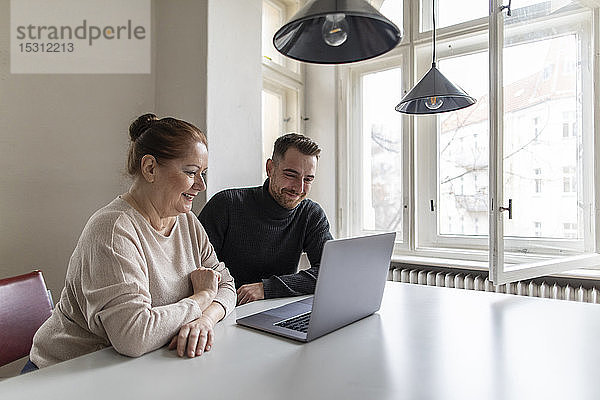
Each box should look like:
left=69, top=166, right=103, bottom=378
left=534, top=221, right=542, bottom=237
left=563, top=166, right=576, bottom=193
left=564, top=222, right=578, bottom=239
left=534, top=168, right=542, bottom=193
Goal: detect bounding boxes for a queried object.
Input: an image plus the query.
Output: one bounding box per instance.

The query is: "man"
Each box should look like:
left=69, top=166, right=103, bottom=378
left=199, top=133, right=333, bottom=305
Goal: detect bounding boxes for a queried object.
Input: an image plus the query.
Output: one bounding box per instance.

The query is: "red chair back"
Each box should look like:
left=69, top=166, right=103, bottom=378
left=0, top=270, right=53, bottom=366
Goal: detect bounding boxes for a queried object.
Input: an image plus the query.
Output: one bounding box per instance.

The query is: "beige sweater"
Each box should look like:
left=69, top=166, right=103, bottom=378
left=30, top=197, right=236, bottom=368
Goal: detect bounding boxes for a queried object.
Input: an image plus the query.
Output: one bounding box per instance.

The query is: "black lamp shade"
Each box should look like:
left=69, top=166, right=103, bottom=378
left=273, top=0, right=402, bottom=64
left=396, top=65, right=476, bottom=114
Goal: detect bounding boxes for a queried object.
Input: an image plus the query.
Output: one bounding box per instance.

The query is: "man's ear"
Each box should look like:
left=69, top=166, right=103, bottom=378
left=266, top=158, right=274, bottom=178
left=140, top=155, right=158, bottom=183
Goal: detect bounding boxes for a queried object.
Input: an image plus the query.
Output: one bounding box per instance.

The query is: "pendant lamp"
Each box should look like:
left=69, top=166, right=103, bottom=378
left=395, top=0, right=475, bottom=114
left=273, top=0, right=402, bottom=64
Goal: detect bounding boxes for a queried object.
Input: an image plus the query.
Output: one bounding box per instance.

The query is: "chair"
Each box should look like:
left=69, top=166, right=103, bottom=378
left=0, top=270, right=54, bottom=367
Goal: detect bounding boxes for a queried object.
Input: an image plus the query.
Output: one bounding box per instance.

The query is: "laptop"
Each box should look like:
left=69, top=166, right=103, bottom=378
left=236, top=232, right=396, bottom=342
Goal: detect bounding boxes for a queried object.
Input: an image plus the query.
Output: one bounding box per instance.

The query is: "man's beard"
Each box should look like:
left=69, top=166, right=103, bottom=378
left=272, top=188, right=305, bottom=209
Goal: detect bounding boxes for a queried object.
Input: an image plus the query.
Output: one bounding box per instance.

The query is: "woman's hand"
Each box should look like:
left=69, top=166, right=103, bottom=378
left=168, top=315, right=216, bottom=358
left=191, top=267, right=221, bottom=295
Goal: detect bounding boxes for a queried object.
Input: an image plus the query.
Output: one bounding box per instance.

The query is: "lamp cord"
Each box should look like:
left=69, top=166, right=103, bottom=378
left=432, top=0, right=436, bottom=67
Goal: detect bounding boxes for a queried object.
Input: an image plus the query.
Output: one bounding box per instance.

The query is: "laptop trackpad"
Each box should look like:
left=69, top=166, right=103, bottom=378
left=263, top=297, right=313, bottom=318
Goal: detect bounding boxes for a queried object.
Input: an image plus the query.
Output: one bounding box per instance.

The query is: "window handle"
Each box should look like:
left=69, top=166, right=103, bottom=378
left=499, top=198, right=513, bottom=219
left=430, top=199, right=435, bottom=212
left=500, top=0, right=512, bottom=16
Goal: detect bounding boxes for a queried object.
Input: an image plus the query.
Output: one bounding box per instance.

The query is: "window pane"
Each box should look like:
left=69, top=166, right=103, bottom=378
left=438, top=0, right=487, bottom=28
left=361, top=68, right=403, bottom=235
left=438, top=51, right=489, bottom=236
left=380, top=0, right=403, bottom=32
left=502, top=34, right=582, bottom=240
left=420, top=0, right=487, bottom=31
left=420, top=0, right=550, bottom=31
left=262, top=0, right=300, bottom=73
left=262, top=89, right=283, bottom=180
left=262, top=1, right=285, bottom=65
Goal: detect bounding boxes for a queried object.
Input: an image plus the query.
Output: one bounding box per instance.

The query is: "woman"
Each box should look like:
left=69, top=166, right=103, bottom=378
left=28, top=114, right=236, bottom=370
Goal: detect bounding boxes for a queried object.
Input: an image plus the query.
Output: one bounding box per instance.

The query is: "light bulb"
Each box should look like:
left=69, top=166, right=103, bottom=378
left=322, top=14, right=348, bottom=47
left=424, top=96, right=443, bottom=110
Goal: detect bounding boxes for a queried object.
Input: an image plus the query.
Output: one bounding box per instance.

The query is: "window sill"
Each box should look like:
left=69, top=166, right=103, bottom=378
left=391, top=251, right=600, bottom=282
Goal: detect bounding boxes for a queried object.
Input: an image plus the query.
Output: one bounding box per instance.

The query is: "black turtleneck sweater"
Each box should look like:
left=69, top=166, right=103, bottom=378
left=198, top=179, right=333, bottom=298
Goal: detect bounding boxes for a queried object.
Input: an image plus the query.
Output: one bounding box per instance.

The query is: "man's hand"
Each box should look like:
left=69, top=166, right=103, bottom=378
left=237, top=282, right=264, bottom=305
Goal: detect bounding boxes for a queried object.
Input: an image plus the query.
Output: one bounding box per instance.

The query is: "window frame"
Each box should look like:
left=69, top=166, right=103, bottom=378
left=489, top=1, right=600, bottom=284
left=262, top=0, right=301, bottom=74
left=346, top=49, right=411, bottom=248
left=418, top=9, right=593, bottom=256
left=337, top=0, right=600, bottom=275
left=261, top=0, right=305, bottom=179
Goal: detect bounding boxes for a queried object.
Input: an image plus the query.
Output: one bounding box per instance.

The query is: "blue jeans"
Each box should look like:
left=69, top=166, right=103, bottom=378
left=20, top=359, right=38, bottom=374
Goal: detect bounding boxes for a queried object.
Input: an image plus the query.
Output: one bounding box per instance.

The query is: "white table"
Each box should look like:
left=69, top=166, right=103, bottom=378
left=2, top=282, right=600, bottom=400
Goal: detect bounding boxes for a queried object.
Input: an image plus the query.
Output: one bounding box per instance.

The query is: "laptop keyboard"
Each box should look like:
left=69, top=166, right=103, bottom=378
left=274, top=311, right=311, bottom=333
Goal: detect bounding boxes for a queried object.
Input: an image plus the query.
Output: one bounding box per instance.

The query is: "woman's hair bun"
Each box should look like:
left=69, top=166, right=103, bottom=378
left=129, top=113, right=158, bottom=142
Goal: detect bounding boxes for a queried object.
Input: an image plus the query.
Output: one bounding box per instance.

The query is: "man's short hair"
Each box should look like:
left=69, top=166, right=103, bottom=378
left=272, top=133, right=321, bottom=162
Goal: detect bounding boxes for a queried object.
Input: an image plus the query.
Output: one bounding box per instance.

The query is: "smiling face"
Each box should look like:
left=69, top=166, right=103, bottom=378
left=152, top=141, right=208, bottom=217
left=266, top=147, right=317, bottom=210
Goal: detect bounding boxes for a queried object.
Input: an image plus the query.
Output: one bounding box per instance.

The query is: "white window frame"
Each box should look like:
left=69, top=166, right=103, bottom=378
left=415, top=29, right=490, bottom=257
left=261, top=0, right=305, bottom=173
left=418, top=8, right=593, bottom=258
left=338, top=0, right=600, bottom=281
left=489, top=1, right=600, bottom=284
left=262, top=0, right=302, bottom=75
left=346, top=49, right=411, bottom=248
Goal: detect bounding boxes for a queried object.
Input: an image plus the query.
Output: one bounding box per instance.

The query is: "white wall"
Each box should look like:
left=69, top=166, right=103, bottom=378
left=206, top=0, right=263, bottom=197
left=0, top=0, right=154, bottom=301
left=1, top=0, right=269, bottom=377
left=0, top=0, right=268, bottom=300
left=154, top=0, right=209, bottom=213
left=0, top=0, right=217, bottom=301
left=305, top=64, right=338, bottom=235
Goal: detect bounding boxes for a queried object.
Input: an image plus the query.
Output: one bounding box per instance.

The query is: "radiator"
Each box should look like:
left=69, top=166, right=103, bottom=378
left=389, top=267, right=600, bottom=304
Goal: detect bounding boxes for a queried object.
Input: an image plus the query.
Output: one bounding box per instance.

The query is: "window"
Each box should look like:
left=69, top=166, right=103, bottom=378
left=501, top=32, right=586, bottom=244
left=262, top=0, right=285, bottom=66
left=534, top=168, right=542, bottom=193
left=562, top=112, right=570, bottom=137
left=261, top=0, right=303, bottom=180
left=534, top=221, right=542, bottom=237
left=564, top=222, right=578, bottom=239
left=423, top=46, right=490, bottom=242
left=562, top=166, right=576, bottom=193
left=532, top=116, right=540, bottom=142
left=360, top=68, right=403, bottom=233
left=562, top=111, right=576, bottom=138
left=420, top=0, right=487, bottom=31
left=562, top=122, right=569, bottom=137
left=339, top=0, right=599, bottom=283
left=543, top=64, right=554, bottom=80
left=343, top=0, right=407, bottom=242
left=380, top=0, right=403, bottom=31
left=490, top=0, right=598, bottom=282
left=261, top=0, right=299, bottom=73
left=348, top=56, right=407, bottom=240
left=261, top=88, right=283, bottom=164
